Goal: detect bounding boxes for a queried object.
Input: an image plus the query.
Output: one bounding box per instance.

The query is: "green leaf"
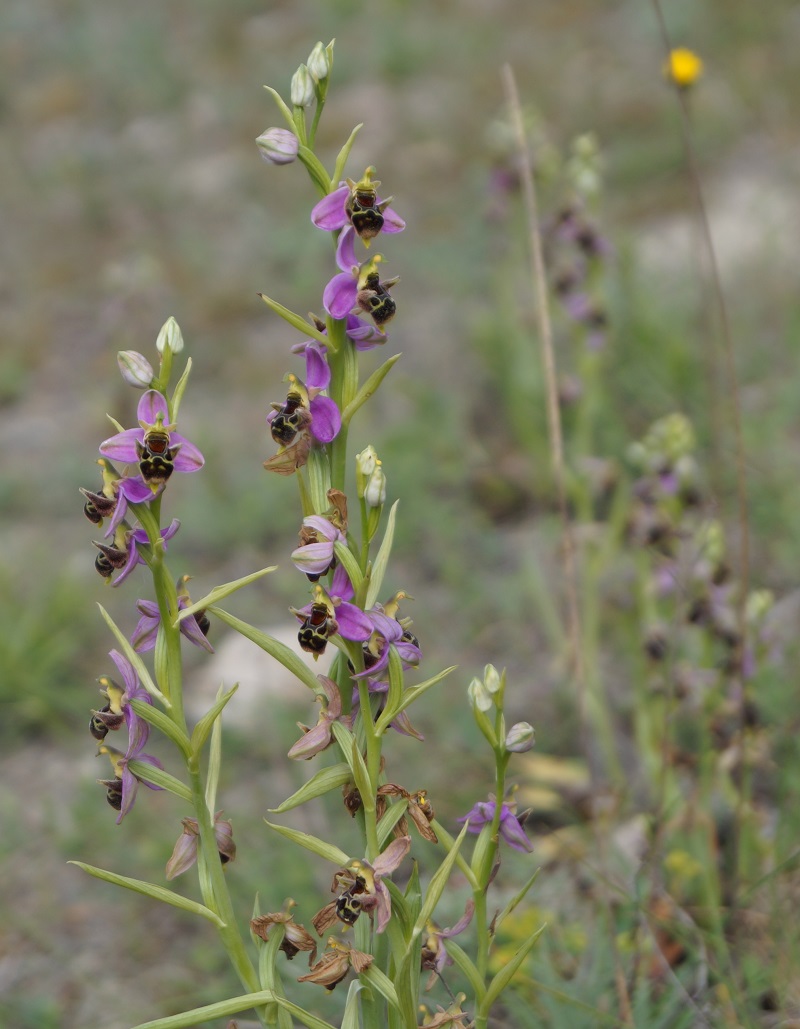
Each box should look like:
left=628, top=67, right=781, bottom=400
left=331, top=721, right=373, bottom=811
left=269, top=762, right=352, bottom=813
left=375, top=665, right=457, bottom=734
left=377, top=798, right=408, bottom=848
left=204, top=682, right=226, bottom=813
left=127, top=760, right=192, bottom=803
left=494, top=868, right=541, bottom=931
left=263, top=84, right=297, bottom=132
left=341, top=352, right=401, bottom=429
left=443, top=939, right=486, bottom=1001
left=190, top=682, right=239, bottom=757
left=97, top=605, right=168, bottom=707
left=209, top=606, right=320, bottom=692
left=176, top=567, right=277, bottom=624
left=129, top=698, right=191, bottom=758
left=365, top=500, right=398, bottom=609
left=341, top=980, right=364, bottom=1029
left=381, top=645, right=404, bottom=733
left=170, top=356, right=192, bottom=422
left=332, top=540, right=364, bottom=594
left=69, top=862, right=224, bottom=927
left=413, top=820, right=470, bottom=938
left=128, top=989, right=340, bottom=1029
left=263, top=819, right=350, bottom=866
left=258, top=293, right=331, bottom=348
left=360, top=963, right=401, bottom=1012
left=482, top=922, right=547, bottom=1010
left=297, top=144, right=332, bottom=195
left=332, top=123, right=363, bottom=185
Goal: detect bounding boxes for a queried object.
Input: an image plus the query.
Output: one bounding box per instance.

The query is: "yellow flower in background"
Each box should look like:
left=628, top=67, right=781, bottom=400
left=664, top=47, right=704, bottom=89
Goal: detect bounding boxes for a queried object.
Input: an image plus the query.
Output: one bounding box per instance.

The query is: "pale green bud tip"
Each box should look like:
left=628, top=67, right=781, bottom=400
left=307, top=41, right=330, bottom=82
left=156, top=316, right=184, bottom=355
left=483, top=664, right=501, bottom=694
left=291, top=65, right=315, bottom=108
left=117, top=350, right=154, bottom=389
left=468, top=676, right=493, bottom=713
left=356, top=445, right=379, bottom=497
left=364, top=462, right=386, bottom=509
left=505, top=721, right=535, bottom=753
left=256, top=127, right=299, bottom=166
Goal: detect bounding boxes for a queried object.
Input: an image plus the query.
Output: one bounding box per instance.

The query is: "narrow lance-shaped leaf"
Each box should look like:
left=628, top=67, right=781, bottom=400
left=263, top=820, right=350, bottom=866
left=176, top=567, right=277, bottom=624
left=375, top=664, right=457, bottom=735
left=264, top=84, right=298, bottom=132
left=413, top=820, right=471, bottom=937
left=341, top=980, right=364, bottom=1029
left=270, top=763, right=352, bottom=814
left=493, top=868, right=541, bottom=932
left=170, top=356, right=192, bottom=422
left=482, top=922, right=547, bottom=1011
left=331, top=720, right=373, bottom=811
left=365, top=500, right=398, bottom=609
left=190, top=682, right=239, bottom=757
left=377, top=798, right=409, bottom=848
left=128, top=760, right=193, bottom=803
left=128, top=990, right=340, bottom=1029
left=297, top=144, right=332, bottom=195
left=209, top=606, right=320, bottom=692
left=332, top=123, right=363, bottom=185
left=442, top=939, right=486, bottom=1002
left=69, top=861, right=224, bottom=927
left=360, top=964, right=402, bottom=1013
left=258, top=293, right=332, bottom=349
left=204, top=683, right=226, bottom=813
left=341, top=353, right=402, bottom=429
left=333, top=540, right=364, bottom=594
left=129, top=698, right=191, bottom=758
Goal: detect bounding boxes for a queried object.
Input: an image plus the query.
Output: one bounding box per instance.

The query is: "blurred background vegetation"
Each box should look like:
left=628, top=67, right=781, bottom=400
left=3, top=0, right=800, bottom=1026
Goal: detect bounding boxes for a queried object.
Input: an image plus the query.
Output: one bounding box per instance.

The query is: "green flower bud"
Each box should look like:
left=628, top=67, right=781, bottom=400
left=483, top=664, right=501, bottom=695
left=356, top=445, right=378, bottom=498
left=156, top=316, right=184, bottom=355
left=117, top=350, right=154, bottom=389
left=505, top=721, right=535, bottom=753
left=307, top=41, right=330, bottom=83
left=291, top=65, right=315, bottom=108
left=364, top=461, right=386, bottom=509
left=468, top=675, right=493, bottom=713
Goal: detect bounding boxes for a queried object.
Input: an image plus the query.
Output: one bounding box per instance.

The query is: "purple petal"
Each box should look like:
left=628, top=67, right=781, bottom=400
left=99, top=427, right=144, bottom=463
left=311, top=186, right=349, bottom=231
left=369, top=613, right=403, bottom=642
left=334, top=602, right=374, bottom=642
left=162, top=519, right=181, bottom=542
left=291, top=540, right=336, bottom=575
left=109, top=649, right=138, bottom=696
left=309, top=396, right=341, bottom=443
left=287, top=720, right=333, bottom=760
left=323, top=273, right=358, bottom=319
left=304, top=343, right=331, bottom=391
left=379, top=204, right=406, bottom=233
left=169, top=434, right=205, bottom=472
left=111, top=544, right=145, bottom=587
left=131, top=612, right=159, bottom=652
left=117, top=768, right=140, bottom=823
left=499, top=810, right=534, bottom=853
left=304, top=515, right=340, bottom=539
left=330, top=564, right=354, bottom=602
left=389, top=710, right=424, bottom=740
left=138, top=390, right=170, bottom=425
left=345, top=315, right=387, bottom=350
left=372, top=835, right=411, bottom=877
left=180, top=612, right=215, bottom=653
left=335, top=226, right=359, bottom=273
